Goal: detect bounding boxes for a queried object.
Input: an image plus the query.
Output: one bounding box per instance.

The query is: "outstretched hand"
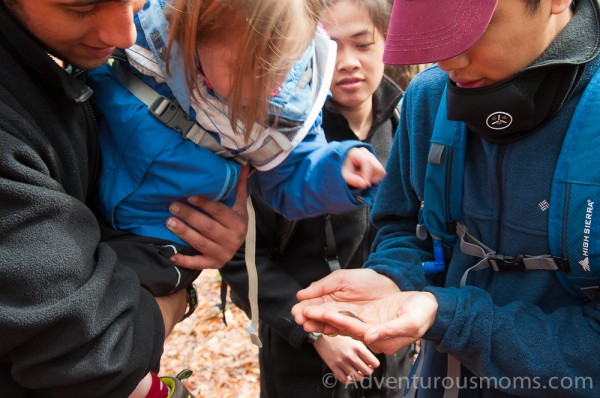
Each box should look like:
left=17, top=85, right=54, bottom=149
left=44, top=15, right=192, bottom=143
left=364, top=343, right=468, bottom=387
left=291, top=269, right=400, bottom=332
left=342, top=147, right=386, bottom=189
left=165, top=165, right=250, bottom=270
left=295, top=291, right=437, bottom=355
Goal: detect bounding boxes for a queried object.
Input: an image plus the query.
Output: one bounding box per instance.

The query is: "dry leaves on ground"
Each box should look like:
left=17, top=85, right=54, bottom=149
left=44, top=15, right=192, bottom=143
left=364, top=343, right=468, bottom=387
left=161, top=269, right=260, bottom=398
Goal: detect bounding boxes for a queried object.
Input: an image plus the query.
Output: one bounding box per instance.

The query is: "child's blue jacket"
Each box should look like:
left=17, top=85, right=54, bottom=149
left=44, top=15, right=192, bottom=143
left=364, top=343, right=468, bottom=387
left=87, top=3, right=375, bottom=245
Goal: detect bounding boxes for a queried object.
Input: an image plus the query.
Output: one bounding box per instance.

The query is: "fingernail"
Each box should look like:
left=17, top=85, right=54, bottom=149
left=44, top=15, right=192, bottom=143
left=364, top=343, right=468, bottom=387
left=188, top=195, right=204, bottom=205
left=169, top=203, right=180, bottom=214
left=166, top=218, right=177, bottom=229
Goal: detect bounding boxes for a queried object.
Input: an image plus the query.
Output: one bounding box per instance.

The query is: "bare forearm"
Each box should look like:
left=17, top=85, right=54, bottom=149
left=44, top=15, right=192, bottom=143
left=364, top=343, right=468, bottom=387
left=156, top=289, right=187, bottom=336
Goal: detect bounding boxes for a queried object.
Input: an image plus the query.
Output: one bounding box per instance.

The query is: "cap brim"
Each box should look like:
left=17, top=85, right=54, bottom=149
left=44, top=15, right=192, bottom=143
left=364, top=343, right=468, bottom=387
left=383, top=0, right=497, bottom=65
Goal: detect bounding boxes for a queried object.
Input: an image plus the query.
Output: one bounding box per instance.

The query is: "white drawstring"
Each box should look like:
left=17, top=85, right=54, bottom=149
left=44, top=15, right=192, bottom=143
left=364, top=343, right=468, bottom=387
left=244, top=196, right=262, bottom=347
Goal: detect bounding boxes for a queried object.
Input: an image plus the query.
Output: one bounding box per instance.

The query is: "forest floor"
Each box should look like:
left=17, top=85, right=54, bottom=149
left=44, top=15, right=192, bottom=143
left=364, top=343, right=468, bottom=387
left=160, top=269, right=260, bottom=397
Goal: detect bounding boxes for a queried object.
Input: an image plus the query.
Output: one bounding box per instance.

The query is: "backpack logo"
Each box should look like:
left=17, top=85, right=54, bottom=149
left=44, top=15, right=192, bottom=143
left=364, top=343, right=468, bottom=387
left=580, top=199, right=594, bottom=272
left=579, top=257, right=591, bottom=272
left=486, top=112, right=513, bottom=130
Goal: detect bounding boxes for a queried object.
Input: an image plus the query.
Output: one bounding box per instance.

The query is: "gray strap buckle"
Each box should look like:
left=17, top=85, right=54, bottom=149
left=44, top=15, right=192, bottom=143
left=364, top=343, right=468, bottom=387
left=148, top=95, right=197, bottom=136
left=456, top=222, right=570, bottom=287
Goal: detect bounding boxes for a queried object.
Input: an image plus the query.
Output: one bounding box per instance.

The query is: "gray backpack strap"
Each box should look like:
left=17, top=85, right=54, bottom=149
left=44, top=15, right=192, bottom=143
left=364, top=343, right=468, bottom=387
left=443, top=355, right=461, bottom=398
left=456, top=223, right=570, bottom=287
left=109, top=59, right=247, bottom=165
left=238, top=133, right=293, bottom=169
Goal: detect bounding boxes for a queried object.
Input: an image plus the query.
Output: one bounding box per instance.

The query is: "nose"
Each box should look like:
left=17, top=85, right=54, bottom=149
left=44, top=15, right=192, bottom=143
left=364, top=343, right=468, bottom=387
left=95, top=2, right=139, bottom=49
left=335, top=45, right=360, bottom=72
left=436, top=52, right=470, bottom=73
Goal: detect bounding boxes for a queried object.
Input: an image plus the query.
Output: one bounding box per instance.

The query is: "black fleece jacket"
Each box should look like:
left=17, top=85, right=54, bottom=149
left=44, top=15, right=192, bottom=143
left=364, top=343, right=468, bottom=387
left=0, top=4, right=164, bottom=397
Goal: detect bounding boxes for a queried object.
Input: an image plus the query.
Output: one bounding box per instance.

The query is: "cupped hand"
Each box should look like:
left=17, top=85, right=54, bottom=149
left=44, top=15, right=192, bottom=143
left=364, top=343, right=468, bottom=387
left=298, top=291, right=438, bottom=355
left=292, top=269, right=400, bottom=325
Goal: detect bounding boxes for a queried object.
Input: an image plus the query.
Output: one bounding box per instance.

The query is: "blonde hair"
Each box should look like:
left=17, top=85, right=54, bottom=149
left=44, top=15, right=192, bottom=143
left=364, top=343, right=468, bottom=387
left=167, top=0, right=326, bottom=141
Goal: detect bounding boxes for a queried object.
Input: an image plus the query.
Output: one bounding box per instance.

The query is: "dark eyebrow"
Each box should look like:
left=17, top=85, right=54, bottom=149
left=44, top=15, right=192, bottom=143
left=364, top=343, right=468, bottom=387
left=350, top=29, right=371, bottom=39
left=330, top=29, right=373, bottom=42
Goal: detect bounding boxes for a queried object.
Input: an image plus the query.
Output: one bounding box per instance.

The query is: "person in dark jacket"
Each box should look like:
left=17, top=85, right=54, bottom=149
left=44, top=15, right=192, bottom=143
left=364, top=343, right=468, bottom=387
left=221, top=1, right=414, bottom=396
left=0, top=1, right=248, bottom=397
left=293, top=0, right=600, bottom=397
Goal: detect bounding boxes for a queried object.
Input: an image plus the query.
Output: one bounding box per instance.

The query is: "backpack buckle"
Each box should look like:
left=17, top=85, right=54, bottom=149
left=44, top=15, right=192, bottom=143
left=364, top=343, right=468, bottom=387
left=149, top=95, right=196, bottom=136
left=488, top=254, right=524, bottom=271
left=550, top=256, right=570, bottom=272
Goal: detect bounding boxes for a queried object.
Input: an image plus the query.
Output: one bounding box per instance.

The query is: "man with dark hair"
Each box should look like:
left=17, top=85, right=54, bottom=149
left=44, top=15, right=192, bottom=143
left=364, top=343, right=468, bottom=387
left=293, top=0, right=600, bottom=397
left=0, top=1, right=248, bottom=396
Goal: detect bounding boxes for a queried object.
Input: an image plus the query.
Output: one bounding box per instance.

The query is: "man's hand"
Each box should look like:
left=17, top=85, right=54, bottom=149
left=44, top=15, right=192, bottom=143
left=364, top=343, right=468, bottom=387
left=292, top=269, right=400, bottom=326
left=166, top=165, right=250, bottom=270
left=296, top=291, right=438, bottom=355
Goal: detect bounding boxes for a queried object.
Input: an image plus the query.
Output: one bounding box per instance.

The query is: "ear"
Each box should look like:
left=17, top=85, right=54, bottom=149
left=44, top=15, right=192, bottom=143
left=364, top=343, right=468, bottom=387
left=550, top=0, right=572, bottom=15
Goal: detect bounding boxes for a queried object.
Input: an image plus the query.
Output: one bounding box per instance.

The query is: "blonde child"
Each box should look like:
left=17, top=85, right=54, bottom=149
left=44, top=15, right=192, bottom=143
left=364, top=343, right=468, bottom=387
left=89, top=0, right=384, bottom=284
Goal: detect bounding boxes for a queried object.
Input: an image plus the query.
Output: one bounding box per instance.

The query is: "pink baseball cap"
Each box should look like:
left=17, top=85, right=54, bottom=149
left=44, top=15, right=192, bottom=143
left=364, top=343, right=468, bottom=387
left=383, top=0, right=498, bottom=65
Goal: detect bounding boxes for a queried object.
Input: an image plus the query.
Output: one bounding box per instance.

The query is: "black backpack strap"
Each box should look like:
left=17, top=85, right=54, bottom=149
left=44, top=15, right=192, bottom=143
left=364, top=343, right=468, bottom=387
left=324, top=214, right=341, bottom=272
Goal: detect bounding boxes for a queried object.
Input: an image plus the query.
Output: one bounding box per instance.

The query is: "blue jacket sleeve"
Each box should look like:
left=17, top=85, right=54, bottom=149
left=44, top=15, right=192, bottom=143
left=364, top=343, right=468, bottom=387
left=257, top=121, right=377, bottom=220
left=362, top=87, right=433, bottom=292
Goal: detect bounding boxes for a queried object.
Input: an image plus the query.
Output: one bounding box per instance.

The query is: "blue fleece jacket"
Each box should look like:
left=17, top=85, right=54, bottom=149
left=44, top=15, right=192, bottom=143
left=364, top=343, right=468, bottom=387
left=364, top=45, right=600, bottom=398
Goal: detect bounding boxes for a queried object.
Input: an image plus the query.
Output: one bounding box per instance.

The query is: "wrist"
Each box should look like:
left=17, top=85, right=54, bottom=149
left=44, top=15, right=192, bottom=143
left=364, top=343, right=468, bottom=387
left=182, top=283, right=198, bottom=321
left=307, top=332, right=322, bottom=344
left=155, top=288, right=187, bottom=336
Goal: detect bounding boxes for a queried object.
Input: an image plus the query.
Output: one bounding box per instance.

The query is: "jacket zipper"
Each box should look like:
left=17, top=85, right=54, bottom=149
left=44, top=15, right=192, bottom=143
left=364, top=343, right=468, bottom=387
left=495, top=145, right=507, bottom=251
left=73, top=68, right=101, bottom=201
